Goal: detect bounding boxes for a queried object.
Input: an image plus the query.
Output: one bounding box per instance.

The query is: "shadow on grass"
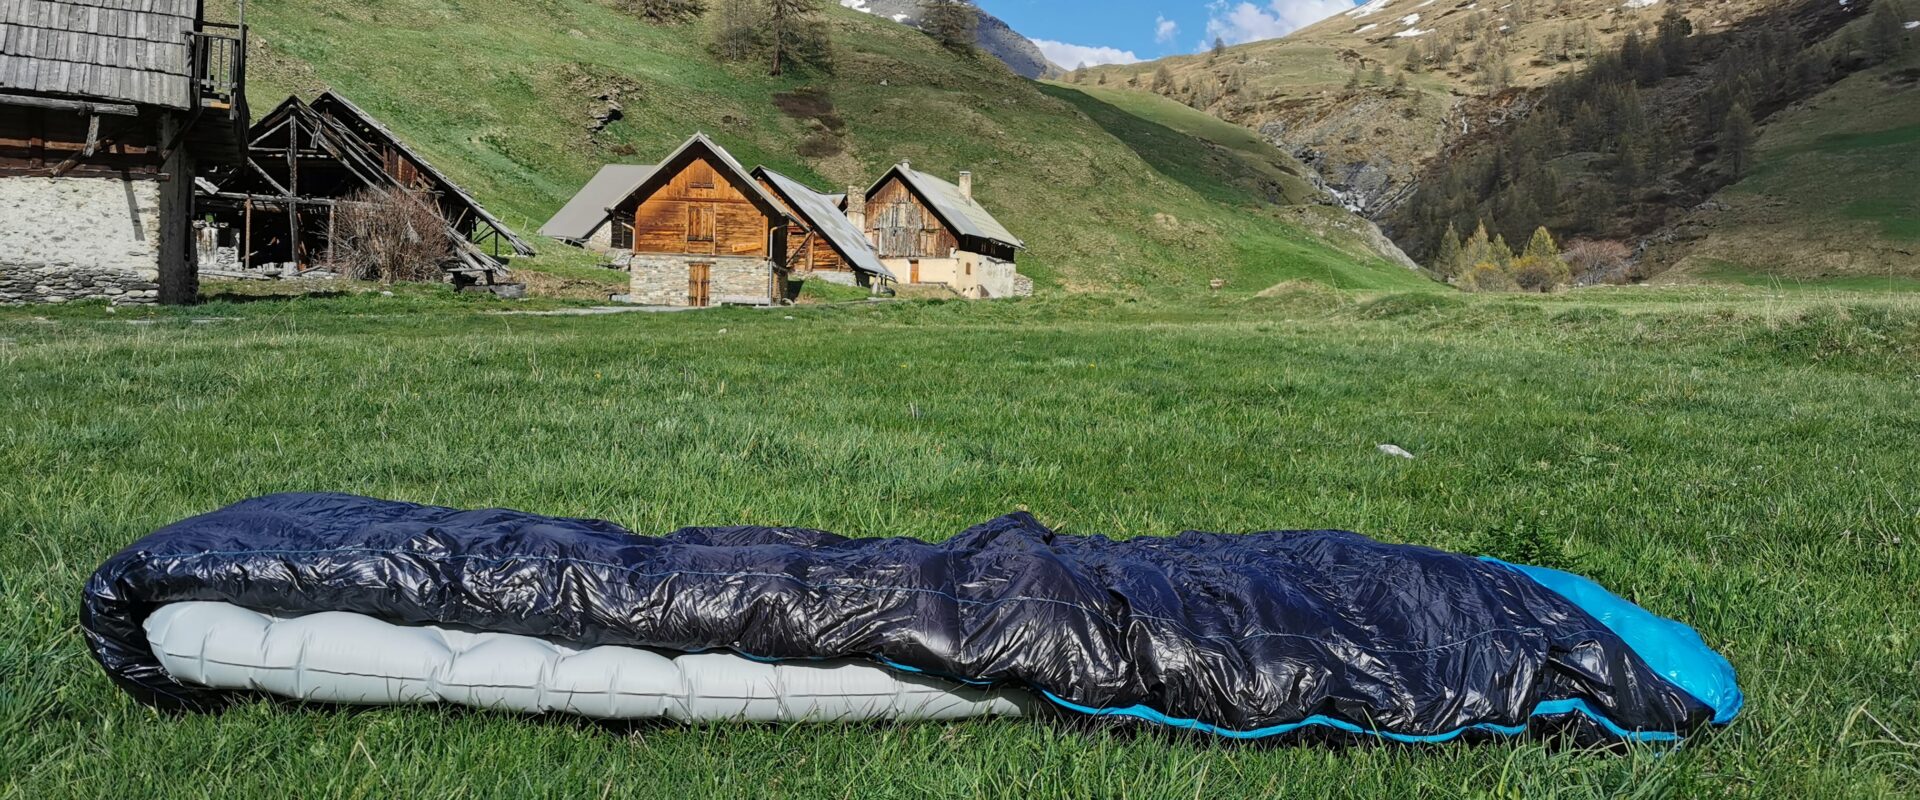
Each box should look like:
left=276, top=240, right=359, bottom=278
left=1034, top=83, right=1299, bottom=208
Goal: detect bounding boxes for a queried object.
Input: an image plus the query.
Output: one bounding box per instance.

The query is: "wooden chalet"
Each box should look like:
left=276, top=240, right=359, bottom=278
left=577, top=134, right=791, bottom=307
left=1, top=0, right=250, bottom=304
left=751, top=166, right=892, bottom=290
left=194, top=91, right=532, bottom=284
left=863, top=162, right=1024, bottom=299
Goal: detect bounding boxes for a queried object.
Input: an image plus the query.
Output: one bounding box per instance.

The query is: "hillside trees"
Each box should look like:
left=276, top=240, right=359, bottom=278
left=1396, top=1, right=1873, bottom=268
left=766, top=0, right=830, bottom=76
left=922, top=0, right=980, bottom=53
left=617, top=0, right=706, bottom=23
left=1429, top=221, right=1572, bottom=291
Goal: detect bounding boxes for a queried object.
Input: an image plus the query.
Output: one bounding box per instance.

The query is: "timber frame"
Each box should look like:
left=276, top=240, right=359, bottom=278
left=194, top=92, right=532, bottom=281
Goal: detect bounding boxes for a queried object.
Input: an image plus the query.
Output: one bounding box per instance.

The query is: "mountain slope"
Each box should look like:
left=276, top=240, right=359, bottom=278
left=1649, top=19, right=1920, bottom=284
left=1081, top=0, right=1797, bottom=215
left=838, top=0, right=1061, bottom=79
left=235, top=0, right=1426, bottom=295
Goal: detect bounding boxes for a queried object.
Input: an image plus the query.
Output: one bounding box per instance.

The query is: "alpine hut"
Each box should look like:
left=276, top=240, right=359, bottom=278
left=751, top=166, right=892, bottom=291
left=546, top=134, right=791, bottom=307
left=1, top=0, right=250, bottom=304
left=861, top=162, right=1023, bottom=298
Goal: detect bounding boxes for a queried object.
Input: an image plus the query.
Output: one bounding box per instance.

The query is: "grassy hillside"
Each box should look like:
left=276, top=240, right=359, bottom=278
left=227, top=0, right=1428, bottom=295
left=1657, top=33, right=1920, bottom=285
left=6, top=289, right=1920, bottom=796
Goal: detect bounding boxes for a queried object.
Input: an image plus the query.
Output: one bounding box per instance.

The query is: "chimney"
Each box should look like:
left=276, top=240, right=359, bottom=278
left=845, top=185, right=867, bottom=230
left=957, top=171, right=973, bottom=200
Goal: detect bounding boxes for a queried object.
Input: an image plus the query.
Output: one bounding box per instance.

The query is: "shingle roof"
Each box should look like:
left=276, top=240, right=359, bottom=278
left=870, top=163, right=1024, bottom=250
left=0, top=0, right=200, bottom=109
left=754, top=167, right=893, bottom=280
left=540, top=163, right=657, bottom=242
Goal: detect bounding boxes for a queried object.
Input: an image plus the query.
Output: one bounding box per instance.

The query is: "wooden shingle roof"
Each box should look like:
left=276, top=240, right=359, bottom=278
left=0, top=0, right=199, bottom=109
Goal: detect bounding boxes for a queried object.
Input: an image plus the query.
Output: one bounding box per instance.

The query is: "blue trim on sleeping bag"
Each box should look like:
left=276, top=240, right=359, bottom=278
left=1486, top=559, right=1744, bottom=725
left=734, top=561, right=1740, bottom=741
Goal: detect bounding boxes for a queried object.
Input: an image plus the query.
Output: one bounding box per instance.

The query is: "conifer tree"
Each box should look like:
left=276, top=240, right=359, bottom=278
left=1721, top=102, right=1756, bottom=178
left=1523, top=226, right=1561, bottom=263
left=1491, top=234, right=1516, bottom=267
left=766, top=0, right=829, bottom=76
left=1435, top=223, right=1464, bottom=277
left=1867, top=0, right=1911, bottom=62
left=922, top=0, right=980, bottom=53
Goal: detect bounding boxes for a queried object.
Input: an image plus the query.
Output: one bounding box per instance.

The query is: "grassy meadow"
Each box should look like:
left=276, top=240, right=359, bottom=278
left=3, top=285, right=1918, bottom=797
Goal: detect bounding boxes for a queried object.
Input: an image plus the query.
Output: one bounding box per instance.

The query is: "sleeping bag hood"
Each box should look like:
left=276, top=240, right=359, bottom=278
left=82, top=493, right=1742, bottom=742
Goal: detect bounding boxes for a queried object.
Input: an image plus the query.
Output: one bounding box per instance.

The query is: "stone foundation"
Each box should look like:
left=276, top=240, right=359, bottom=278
left=0, top=175, right=167, bottom=305
left=630, top=253, right=778, bottom=307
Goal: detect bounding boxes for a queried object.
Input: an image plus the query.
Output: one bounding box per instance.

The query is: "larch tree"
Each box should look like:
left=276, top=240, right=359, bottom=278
left=1720, top=103, right=1756, bottom=178
left=921, top=0, right=980, bottom=53
left=765, top=0, right=828, bottom=76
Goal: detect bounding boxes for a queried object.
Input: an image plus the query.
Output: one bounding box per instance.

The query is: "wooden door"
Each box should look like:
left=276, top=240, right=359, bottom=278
left=688, top=263, right=712, bottom=307
left=909, top=260, right=920, bottom=284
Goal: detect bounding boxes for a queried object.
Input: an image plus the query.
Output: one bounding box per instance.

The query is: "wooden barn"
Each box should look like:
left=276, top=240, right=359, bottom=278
left=751, top=166, right=892, bottom=290
left=1, top=0, right=249, bottom=304
left=562, top=134, right=791, bottom=307
left=193, top=92, right=532, bottom=284
left=862, top=162, right=1024, bottom=299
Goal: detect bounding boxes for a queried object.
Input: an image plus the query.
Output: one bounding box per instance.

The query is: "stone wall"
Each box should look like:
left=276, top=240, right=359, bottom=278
left=629, top=254, right=776, bottom=306
left=0, top=175, right=165, bottom=305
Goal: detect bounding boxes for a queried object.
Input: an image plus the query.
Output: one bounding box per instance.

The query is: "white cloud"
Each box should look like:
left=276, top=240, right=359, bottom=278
left=1032, top=39, right=1143, bottom=67
left=1155, top=16, right=1180, bottom=44
left=1205, top=0, right=1355, bottom=46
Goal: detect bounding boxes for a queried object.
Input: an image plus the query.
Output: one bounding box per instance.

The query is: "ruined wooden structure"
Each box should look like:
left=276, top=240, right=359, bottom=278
left=863, top=162, right=1023, bottom=299
left=194, top=92, right=533, bottom=283
left=1, top=0, right=250, bottom=304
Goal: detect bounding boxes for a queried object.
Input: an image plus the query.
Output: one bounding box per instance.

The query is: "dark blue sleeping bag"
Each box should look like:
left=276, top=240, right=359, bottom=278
left=82, top=493, right=1741, bottom=742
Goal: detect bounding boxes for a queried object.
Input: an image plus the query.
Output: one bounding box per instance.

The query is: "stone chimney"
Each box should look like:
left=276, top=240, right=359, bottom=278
left=845, top=185, right=867, bottom=230
left=957, top=171, right=973, bottom=200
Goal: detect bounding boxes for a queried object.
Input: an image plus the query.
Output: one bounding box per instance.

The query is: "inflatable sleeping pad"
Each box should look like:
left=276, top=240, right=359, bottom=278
left=82, top=493, right=1742, bottom=742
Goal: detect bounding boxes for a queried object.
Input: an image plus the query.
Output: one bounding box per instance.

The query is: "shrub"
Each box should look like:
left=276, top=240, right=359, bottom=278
left=1511, top=256, right=1571, bottom=292
left=1461, top=261, right=1516, bottom=292
left=1563, top=238, right=1633, bottom=283
left=613, top=0, right=705, bottom=23
left=327, top=186, right=455, bottom=284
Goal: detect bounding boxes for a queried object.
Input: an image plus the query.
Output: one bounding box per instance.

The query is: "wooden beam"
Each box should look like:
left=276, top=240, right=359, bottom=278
left=48, top=115, right=106, bottom=177
left=0, top=93, right=138, bottom=116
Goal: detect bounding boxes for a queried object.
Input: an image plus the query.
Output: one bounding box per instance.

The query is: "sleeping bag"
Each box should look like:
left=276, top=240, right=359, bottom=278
left=82, top=493, right=1741, bottom=742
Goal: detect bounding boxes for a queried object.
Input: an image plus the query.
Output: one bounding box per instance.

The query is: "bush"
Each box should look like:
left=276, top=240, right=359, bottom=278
left=1460, top=261, right=1516, bottom=292
left=1511, top=256, right=1571, bottom=292
left=1563, top=238, right=1633, bottom=283
left=327, top=186, right=455, bottom=284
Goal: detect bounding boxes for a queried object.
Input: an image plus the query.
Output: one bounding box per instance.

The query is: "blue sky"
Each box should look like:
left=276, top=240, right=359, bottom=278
left=975, top=0, right=1363, bottom=67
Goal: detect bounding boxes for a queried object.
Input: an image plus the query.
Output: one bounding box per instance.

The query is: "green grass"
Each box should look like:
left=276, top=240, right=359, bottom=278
left=225, top=0, right=1422, bottom=296
left=4, top=288, right=1919, bottom=797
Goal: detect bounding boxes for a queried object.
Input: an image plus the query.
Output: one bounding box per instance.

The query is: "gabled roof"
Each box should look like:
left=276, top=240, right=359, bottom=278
left=309, top=91, right=535, bottom=256
left=867, top=163, right=1024, bottom=250
left=0, top=0, right=199, bottom=108
left=753, top=167, right=893, bottom=280
left=540, top=164, right=657, bottom=241
left=626, top=133, right=791, bottom=223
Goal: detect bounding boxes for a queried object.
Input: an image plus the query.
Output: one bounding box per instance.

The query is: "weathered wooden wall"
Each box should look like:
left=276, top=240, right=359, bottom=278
left=635, top=155, right=774, bottom=259
left=0, top=108, right=166, bottom=179
left=867, top=177, right=957, bottom=260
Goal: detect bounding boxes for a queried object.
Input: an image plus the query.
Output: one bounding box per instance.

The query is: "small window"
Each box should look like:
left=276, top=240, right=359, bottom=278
left=687, top=206, right=715, bottom=243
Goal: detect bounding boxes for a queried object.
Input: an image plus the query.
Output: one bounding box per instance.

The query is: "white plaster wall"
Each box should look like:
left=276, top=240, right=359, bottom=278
left=0, top=176, right=162, bottom=277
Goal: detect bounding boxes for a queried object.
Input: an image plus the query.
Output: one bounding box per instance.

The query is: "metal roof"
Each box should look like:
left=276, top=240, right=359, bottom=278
left=0, top=0, right=199, bottom=108
left=540, top=163, right=656, bottom=242
left=869, top=163, right=1024, bottom=250
left=755, top=167, right=893, bottom=280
